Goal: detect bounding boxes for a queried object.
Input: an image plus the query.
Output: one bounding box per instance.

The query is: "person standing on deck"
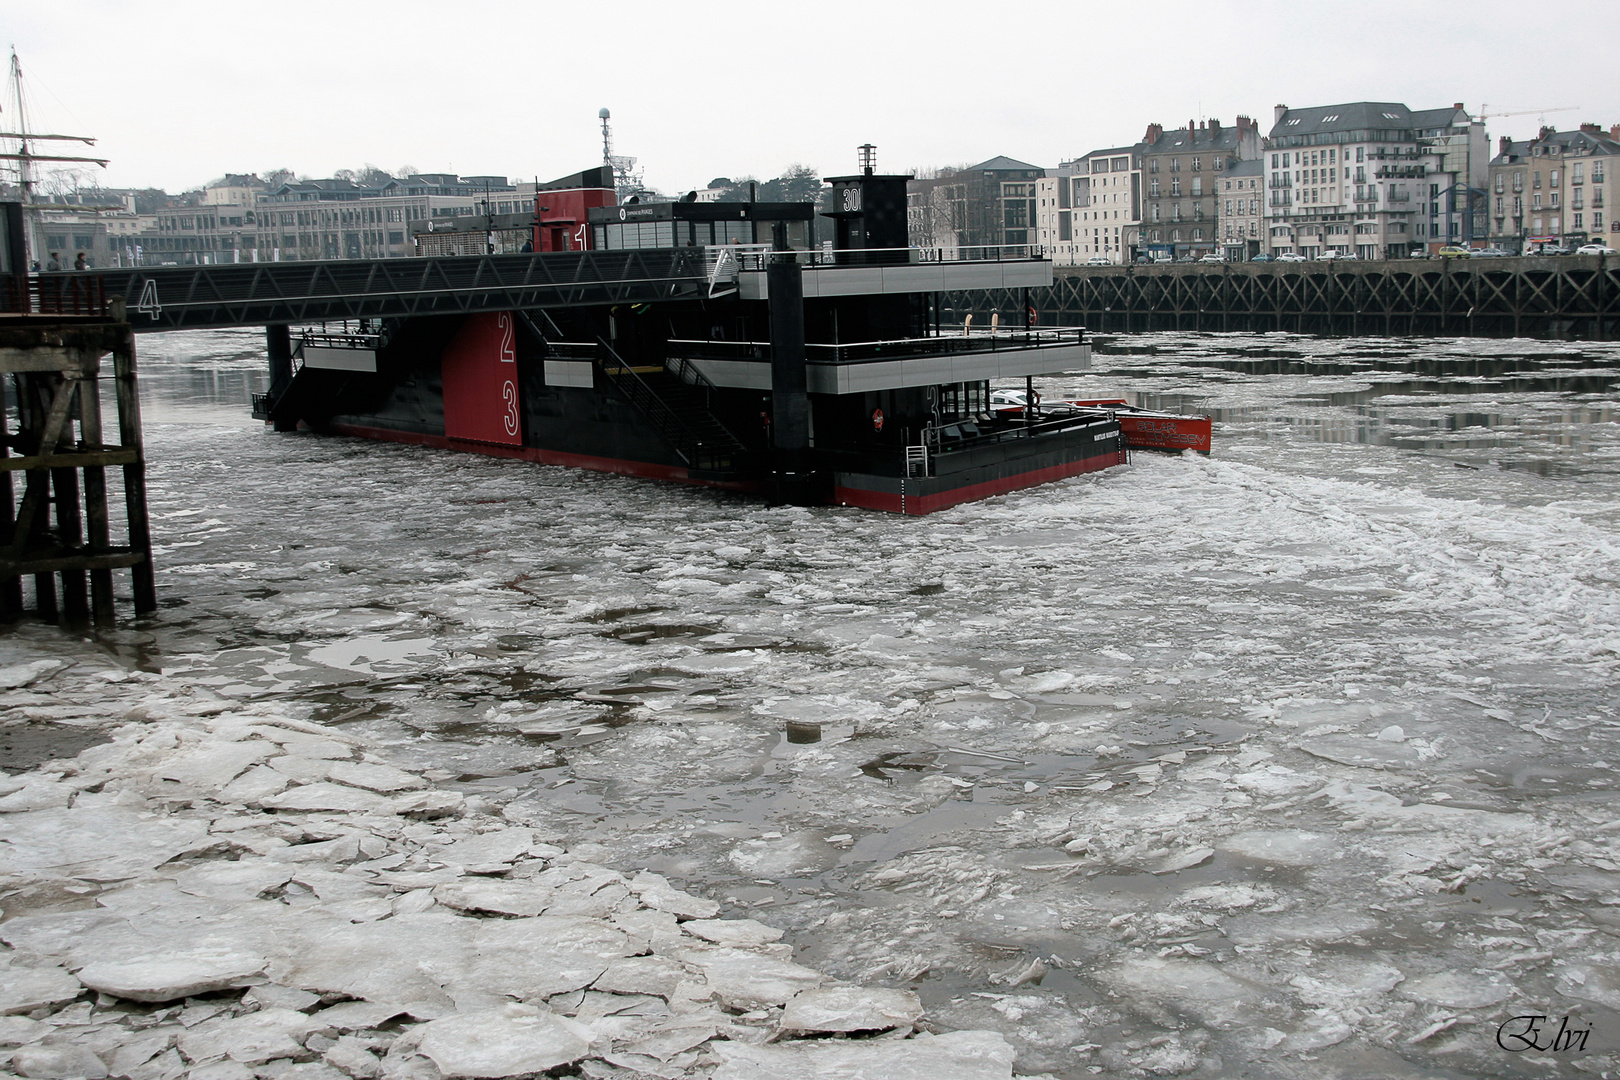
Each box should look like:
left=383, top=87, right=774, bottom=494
left=45, top=252, right=61, bottom=271
left=74, top=252, right=89, bottom=270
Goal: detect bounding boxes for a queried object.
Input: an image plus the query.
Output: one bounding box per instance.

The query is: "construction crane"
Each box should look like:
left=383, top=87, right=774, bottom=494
left=1477, top=105, right=1580, bottom=121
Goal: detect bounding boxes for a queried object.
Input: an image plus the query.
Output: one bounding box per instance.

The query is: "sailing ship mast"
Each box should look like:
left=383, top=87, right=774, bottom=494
left=2, top=47, right=107, bottom=266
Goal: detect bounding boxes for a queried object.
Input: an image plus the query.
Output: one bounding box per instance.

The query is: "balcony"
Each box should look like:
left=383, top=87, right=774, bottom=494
left=718, top=244, right=1054, bottom=301
left=667, top=329, right=1094, bottom=395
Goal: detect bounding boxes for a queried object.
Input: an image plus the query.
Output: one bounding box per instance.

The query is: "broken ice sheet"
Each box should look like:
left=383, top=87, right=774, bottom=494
left=711, top=1030, right=1016, bottom=1080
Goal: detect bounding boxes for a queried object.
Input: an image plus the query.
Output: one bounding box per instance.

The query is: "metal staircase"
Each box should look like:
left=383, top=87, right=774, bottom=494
left=588, top=338, right=753, bottom=477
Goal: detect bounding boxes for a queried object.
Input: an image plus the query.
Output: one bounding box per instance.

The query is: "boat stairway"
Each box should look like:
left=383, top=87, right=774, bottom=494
left=637, top=369, right=754, bottom=478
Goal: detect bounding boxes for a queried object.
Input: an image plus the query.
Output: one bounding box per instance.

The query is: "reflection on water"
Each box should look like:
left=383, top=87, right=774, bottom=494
left=137, top=328, right=270, bottom=421
left=124, top=327, right=1620, bottom=480
left=1069, top=332, right=1620, bottom=478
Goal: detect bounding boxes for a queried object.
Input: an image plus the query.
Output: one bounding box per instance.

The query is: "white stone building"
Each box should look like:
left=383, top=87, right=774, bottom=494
left=1264, top=101, right=1486, bottom=259
left=1075, top=144, right=1142, bottom=264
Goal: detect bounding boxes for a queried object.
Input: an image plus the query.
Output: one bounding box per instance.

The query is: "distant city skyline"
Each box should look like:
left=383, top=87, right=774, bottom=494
left=8, top=0, right=1620, bottom=195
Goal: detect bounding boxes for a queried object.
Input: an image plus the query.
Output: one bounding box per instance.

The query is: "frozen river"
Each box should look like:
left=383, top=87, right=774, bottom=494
left=6, top=328, right=1620, bottom=1078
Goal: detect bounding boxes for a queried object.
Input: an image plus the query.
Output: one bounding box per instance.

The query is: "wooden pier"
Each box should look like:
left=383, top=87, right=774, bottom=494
left=0, top=304, right=156, bottom=624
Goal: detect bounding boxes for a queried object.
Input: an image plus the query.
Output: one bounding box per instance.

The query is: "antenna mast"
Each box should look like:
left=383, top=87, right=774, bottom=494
left=597, top=107, right=644, bottom=200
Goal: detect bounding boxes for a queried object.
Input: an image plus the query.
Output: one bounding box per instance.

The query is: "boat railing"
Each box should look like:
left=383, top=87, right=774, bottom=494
left=703, top=243, right=1047, bottom=286
left=666, top=328, right=1084, bottom=366
left=816, top=413, right=1115, bottom=478
left=925, top=412, right=1114, bottom=457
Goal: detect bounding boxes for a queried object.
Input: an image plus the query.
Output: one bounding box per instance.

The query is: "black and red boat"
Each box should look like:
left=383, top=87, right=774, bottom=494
left=262, top=160, right=1198, bottom=514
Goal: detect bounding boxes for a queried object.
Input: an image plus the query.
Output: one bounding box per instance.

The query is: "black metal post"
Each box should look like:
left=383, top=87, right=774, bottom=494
left=767, top=257, right=814, bottom=503
left=1, top=201, right=27, bottom=312
left=266, top=324, right=296, bottom=432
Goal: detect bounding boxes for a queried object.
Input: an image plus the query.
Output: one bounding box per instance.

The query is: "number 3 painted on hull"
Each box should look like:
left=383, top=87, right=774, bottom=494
left=502, top=380, right=519, bottom=437
left=498, top=314, right=519, bottom=437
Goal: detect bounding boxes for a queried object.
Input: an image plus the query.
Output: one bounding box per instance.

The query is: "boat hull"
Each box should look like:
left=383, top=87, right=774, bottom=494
left=1068, top=400, right=1212, bottom=454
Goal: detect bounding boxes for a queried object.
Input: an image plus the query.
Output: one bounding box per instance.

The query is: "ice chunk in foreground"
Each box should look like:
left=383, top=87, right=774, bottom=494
left=781, top=985, right=924, bottom=1032
left=682, top=918, right=785, bottom=948
left=1400, top=970, right=1516, bottom=1009
left=416, top=1004, right=590, bottom=1077
left=711, top=1030, right=1015, bottom=1080
left=1217, top=828, right=1335, bottom=866
left=10, top=1043, right=110, bottom=1079
left=75, top=950, right=267, bottom=1002
left=675, top=946, right=824, bottom=1007
left=628, top=870, right=719, bottom=918
left=0, top=962, right=82, bottom=1014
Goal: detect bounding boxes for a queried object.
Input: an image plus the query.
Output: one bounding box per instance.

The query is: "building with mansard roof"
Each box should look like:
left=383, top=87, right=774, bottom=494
left=1263, top=101, right=1485, bottom=259
left=1489, top=123, right=1620, bottom=251
left=1139, top=118, right=1261, bottom=260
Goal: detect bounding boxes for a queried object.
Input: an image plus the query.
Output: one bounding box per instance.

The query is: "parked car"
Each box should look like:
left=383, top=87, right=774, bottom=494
left=1249, top=253, right=1273, bottom=262
left=1407, top=249, right=1429, bottom=259
left=1323, top=252, right=1359, bottom=260
left=989, top=388, right=1079, bottom=416
left=1275, top=253, right=1307, bottom=262
left=1197, top=253, right=1224, bottom=264
left=1436, top=246, right=1472, bottom=259
left=1084, top=256, right=1111, bottom=265
left=1469, top=247, right=1510, bottom=257
left=1577, top=243, right=1617, bottom=255
left=1534, top=245, right=1571, bottom=255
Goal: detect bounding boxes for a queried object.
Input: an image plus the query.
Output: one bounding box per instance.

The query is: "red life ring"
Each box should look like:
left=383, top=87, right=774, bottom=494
left=872, top=408, right=885, bottom=432
left=1029, top=391, right=1041, bottom=407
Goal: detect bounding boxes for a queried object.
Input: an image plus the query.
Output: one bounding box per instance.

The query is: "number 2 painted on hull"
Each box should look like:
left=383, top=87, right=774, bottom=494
left=497, top=314, right=519, bottom=436
left=497, top=313, right=515, bottom=363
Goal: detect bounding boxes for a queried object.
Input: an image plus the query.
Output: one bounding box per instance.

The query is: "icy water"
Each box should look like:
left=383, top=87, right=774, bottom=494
left=10, top=328, right=1620, bottom=1078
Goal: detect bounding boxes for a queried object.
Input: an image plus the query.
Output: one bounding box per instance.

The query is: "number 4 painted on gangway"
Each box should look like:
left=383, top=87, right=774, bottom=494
left=136, top=280, right=162, bottom=320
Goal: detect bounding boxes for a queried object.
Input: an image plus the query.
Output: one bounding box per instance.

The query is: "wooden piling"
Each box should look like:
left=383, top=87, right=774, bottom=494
left=0, top=309, right=157, bottom=623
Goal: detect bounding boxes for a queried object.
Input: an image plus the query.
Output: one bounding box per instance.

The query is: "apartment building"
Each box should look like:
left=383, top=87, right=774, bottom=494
left=1035, top=163, right=1087, bottom=265
left=1218, top=158, right=1264, bottom=260
left=1489, top=124, right=1620, bottom=251
left=906, top=156, right=1046, bottom=253
left=1264, top=101, right=1484, bottom=259
left=138, top=174, right=526, bottom=264
left=1075, top=143, right=1143, bottom=264
left=1140, top=118, right=1261, bottom=260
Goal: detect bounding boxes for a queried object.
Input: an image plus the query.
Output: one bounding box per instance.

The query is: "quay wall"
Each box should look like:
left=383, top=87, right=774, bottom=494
left=945, top=254, right=1620, bottom=339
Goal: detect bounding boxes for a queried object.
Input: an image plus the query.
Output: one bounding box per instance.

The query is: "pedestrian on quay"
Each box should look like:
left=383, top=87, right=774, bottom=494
left=74, top=252, right=89, bottom=270
left=45, top=252, right=62, bottom=271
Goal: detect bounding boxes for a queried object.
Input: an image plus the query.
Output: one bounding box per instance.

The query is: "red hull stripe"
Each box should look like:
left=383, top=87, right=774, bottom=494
left=324, top=423, right=761, bottom=491
left=834, top=449, right=1124, bottom=516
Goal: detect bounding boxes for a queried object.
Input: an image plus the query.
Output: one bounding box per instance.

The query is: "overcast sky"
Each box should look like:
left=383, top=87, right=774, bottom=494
left=9, top=0, right=1619, bottom=195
